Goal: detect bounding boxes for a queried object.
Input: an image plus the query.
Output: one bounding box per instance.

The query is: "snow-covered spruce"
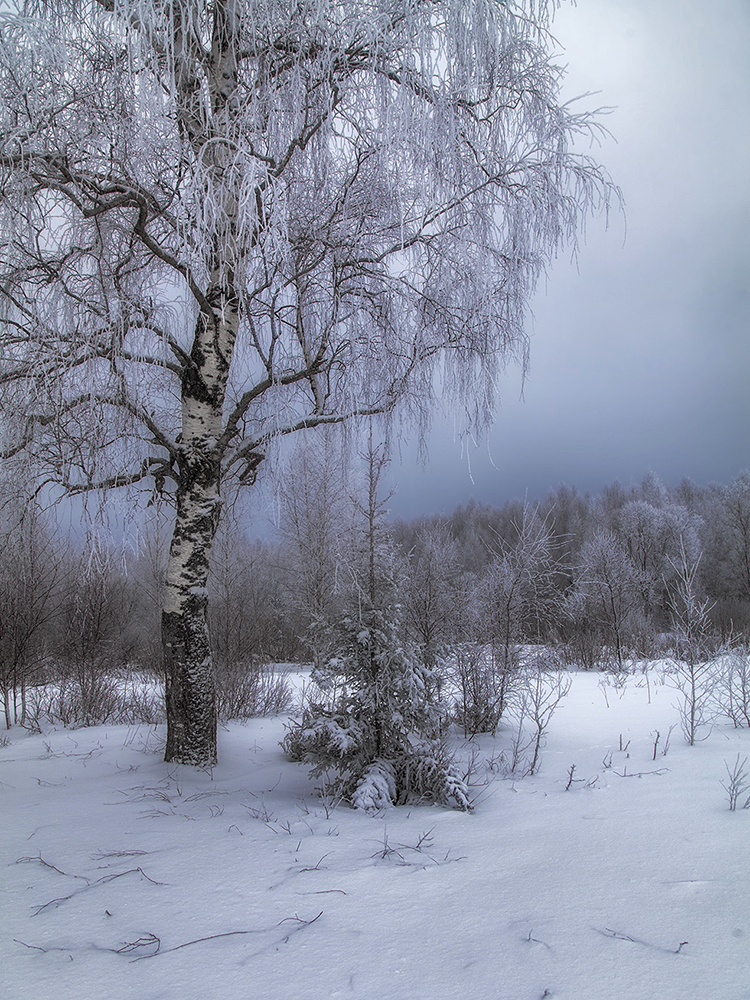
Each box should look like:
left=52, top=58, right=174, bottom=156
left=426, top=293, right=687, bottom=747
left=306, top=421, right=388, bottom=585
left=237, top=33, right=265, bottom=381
left=283, top=608, right=469, bottom=813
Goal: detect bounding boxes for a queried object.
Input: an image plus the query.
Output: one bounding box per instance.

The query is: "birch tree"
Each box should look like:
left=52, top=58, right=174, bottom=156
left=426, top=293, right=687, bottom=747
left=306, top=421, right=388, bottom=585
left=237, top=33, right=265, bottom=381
left=0, top=0, right=612, bottom=764
left=575, top=529, right=641, bottom=671
left=480, top=504, right=559, bottom=672
left=278, top=431, right=352, bottom=669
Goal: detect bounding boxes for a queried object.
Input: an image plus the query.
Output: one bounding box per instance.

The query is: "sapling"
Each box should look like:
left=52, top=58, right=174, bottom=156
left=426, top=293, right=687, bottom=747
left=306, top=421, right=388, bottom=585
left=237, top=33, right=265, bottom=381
left=666, top=543, right=721, bottom=745
left=525, top=655, right=572, bottom=776
left=507, top=650, right=571, bottom=776
left=720, top=755, right=750, bottom=811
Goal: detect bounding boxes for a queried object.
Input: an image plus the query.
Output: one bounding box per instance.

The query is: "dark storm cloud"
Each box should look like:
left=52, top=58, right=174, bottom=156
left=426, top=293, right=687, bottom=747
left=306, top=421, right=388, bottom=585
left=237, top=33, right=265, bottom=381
left=388, top=0, right=750, bottom=516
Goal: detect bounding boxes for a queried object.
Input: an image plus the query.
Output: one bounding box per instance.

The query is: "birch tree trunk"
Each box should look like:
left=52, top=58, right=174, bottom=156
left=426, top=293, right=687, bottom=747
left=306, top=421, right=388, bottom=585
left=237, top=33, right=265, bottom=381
left=163, top=1, right=240, bottom=764
left=162, top=434, right=222, bottom=765
left=163, top=305, right=237, bottom=763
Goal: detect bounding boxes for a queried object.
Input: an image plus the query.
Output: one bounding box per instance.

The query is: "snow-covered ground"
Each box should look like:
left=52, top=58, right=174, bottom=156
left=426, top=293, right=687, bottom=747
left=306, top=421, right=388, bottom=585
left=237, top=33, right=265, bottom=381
left=2, top=668, right=749, bottom=1000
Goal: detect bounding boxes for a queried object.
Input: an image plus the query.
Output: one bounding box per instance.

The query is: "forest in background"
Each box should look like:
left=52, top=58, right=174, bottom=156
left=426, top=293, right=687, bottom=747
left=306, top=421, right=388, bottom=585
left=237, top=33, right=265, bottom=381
left=1, top=444, right=749, bottom=733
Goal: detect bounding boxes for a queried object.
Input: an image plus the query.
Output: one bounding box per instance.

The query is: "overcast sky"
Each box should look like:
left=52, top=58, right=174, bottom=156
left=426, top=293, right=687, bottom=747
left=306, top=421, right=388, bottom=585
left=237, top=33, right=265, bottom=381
left=386, top=0, right=750, bottom=517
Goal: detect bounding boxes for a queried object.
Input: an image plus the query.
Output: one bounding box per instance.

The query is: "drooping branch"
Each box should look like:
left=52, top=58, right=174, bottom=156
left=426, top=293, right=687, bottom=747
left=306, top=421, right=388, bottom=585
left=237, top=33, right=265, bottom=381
left=1, top=0, right=615, bottom=767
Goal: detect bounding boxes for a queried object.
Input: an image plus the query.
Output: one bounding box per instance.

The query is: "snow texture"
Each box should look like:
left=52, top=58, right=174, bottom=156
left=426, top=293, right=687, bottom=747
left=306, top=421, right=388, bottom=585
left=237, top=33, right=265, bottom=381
left=2, top=668, right=750, bottom=1000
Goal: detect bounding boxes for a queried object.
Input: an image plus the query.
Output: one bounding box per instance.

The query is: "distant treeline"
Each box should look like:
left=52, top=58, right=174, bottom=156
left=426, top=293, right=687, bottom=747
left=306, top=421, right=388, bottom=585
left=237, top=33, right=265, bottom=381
left=1, top=460, right=749, bottom=728
left=390, top=471, right=750, bottom=667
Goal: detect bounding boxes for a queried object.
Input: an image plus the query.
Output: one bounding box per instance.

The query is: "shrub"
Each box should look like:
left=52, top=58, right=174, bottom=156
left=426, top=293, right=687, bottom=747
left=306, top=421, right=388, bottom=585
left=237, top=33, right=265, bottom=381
left=215, top=660, right=293, bottom=721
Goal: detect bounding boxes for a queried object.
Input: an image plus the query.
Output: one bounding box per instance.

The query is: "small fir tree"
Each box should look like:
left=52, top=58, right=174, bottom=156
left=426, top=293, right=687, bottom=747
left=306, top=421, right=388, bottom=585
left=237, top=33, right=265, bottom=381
left=283, top=432, right=469, bottom=813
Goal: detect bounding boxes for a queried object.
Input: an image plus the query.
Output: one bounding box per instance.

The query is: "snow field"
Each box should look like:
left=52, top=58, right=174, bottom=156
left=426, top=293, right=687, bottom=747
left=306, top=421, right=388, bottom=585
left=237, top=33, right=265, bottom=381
left=2, top=668, right=749, bottom=1000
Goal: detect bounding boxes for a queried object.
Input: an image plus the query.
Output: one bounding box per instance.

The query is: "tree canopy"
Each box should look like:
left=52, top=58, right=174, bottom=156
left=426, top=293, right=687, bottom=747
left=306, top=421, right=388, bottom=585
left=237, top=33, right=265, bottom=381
left=0, top=0, right=613, bottom=764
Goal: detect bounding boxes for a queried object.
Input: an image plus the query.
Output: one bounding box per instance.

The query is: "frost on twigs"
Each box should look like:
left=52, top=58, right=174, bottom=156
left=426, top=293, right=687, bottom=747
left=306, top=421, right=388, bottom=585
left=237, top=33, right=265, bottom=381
left=665, top=542, right=722, bottom=746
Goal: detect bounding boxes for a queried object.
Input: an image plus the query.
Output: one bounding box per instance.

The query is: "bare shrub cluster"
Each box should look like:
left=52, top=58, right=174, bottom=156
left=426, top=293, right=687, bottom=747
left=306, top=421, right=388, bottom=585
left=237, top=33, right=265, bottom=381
left=23, top=672, right=164, bottom=730
left=719, top=646, right=750, bottom=728
left=215, top=661, right=293, bottom=722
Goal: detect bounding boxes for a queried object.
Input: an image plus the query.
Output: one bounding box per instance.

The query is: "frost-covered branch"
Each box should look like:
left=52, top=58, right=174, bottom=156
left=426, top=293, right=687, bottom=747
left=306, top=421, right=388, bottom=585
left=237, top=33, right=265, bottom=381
left=1, top=0, right=615, bottom=765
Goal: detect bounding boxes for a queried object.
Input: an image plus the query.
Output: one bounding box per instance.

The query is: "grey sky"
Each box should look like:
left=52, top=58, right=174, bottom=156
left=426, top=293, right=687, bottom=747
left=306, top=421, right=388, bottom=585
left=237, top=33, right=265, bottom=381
left=387, top=0, right=750, bottom=517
